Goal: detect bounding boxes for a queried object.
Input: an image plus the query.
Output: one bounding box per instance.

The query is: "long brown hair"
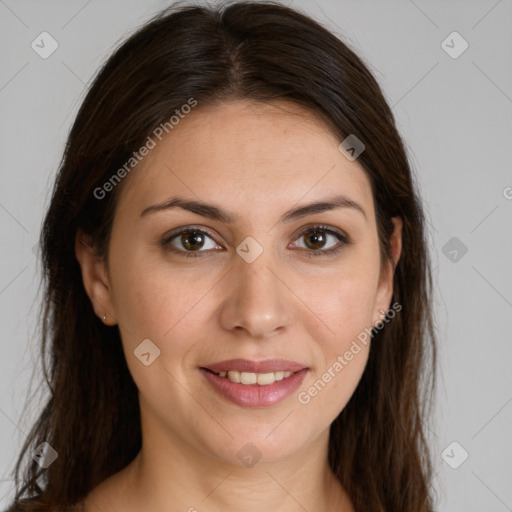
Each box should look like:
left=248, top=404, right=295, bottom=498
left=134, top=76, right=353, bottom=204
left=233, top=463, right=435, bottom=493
left=5, top=1, right=437, bottom=510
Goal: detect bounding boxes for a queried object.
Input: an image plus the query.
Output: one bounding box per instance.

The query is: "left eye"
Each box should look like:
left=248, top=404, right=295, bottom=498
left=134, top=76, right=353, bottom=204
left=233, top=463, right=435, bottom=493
left=290, top=226, right=348, bottom=255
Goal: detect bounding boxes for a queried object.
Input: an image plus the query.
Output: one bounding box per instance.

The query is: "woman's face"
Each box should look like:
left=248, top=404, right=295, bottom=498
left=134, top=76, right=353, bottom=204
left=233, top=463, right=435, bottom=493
left=77, top=99, right=401, bottom=467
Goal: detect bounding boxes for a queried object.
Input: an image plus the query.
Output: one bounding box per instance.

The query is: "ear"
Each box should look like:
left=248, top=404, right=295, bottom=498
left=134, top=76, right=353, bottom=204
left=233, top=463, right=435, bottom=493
left=74, top=227, right=116, bottom=325
left=373, top=216, right=403, bottom=324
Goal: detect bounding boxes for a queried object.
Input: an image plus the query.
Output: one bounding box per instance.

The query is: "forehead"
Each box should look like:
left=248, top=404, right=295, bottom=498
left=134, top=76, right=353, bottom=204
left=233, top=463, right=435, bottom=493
left=117, top=99, right=374, bottom=222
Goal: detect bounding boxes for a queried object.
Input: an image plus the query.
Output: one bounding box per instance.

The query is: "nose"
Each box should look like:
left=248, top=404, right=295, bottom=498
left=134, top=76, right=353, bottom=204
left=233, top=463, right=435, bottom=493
left=219, top=252, right=293, bottom=339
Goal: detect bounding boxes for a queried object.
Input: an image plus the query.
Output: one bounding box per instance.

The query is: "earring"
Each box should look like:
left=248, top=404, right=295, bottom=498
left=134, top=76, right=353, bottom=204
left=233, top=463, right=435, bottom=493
left=102, top=314, right=106, bottom=322
left=374, top=311, right=385, bottom=327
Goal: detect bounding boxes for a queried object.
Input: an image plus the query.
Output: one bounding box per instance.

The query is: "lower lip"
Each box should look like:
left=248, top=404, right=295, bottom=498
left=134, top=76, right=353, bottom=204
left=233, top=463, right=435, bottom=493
left=199, top=368, right=309, bottom=408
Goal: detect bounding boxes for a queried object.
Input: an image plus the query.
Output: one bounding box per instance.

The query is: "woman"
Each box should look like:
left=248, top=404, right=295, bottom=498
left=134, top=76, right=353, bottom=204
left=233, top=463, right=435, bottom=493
left=5, top=1, right=437, bottom=511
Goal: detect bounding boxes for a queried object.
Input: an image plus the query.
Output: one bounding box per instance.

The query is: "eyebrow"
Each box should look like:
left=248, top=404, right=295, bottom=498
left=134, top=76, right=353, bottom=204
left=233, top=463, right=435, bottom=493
left=139, top=194, right=367, bottom=223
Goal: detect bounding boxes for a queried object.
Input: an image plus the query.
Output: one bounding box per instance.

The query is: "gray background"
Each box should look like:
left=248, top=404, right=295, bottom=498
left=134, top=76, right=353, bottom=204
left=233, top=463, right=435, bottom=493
left=1, top=0, right=511, bottom=509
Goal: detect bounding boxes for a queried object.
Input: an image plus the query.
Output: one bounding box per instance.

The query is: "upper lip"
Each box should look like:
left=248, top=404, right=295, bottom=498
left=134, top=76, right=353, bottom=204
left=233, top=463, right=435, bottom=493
left=202, top=358, right=308, bottom=374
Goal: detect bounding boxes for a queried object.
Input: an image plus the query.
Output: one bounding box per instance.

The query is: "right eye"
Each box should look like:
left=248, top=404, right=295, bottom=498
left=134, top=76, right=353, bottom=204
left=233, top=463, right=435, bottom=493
left=161, top=227, right=223, bottom=258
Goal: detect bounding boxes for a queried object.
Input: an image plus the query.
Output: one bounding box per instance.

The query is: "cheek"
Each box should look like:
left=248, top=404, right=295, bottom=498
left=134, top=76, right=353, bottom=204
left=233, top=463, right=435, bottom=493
left=305, top=258, right=380, bottom=343
left=297, top=280, right=373, bottom=423
left=294, top=247, right=379, bottom=414
left=110, top=262, right=203, bottom=404
left=296, top=336, right=370, bottom=431
left=110, top=240, right=189, bottom=330
left=111, top=268, right=168, bottom=339
left=110, top=255, right=216, bottom=369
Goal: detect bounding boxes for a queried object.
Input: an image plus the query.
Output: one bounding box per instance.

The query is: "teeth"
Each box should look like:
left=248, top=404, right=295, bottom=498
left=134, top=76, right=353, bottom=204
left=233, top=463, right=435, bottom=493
left=241, top=372, right=257, bottom=384
left=229, top=371, right=240, bottom=383
left=214, top=370, right=295, bottom=385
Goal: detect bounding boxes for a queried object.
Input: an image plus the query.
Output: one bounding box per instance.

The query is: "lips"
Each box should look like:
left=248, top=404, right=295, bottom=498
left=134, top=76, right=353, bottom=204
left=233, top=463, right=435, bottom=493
left=199, top=358, right=309, bottom=407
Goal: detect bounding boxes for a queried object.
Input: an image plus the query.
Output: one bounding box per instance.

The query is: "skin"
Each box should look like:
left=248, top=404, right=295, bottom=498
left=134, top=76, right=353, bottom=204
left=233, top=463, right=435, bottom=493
left=75, top=99, right=402, bottom=512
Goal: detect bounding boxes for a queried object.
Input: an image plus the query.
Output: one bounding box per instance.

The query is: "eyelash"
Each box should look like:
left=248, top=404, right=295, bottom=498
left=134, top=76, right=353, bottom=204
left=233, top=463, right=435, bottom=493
left=160, top=224, right=351, bottom=259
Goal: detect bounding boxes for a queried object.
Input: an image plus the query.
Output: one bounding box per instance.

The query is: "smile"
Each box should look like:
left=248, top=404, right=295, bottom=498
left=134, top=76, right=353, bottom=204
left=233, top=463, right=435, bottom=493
left=199, top=360, right=309, bottom=408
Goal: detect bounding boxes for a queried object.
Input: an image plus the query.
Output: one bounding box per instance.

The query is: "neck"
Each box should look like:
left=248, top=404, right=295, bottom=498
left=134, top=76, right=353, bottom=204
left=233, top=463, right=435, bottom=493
left=85, top=425, right=353, bottom=512
left=123, top=449, right=349, bottom=512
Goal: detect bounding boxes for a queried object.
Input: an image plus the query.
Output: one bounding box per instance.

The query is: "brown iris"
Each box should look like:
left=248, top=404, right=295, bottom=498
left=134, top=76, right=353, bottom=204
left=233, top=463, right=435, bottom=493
left=303, top=229, right=327, bottom=250
left=181, top=230, right=205, bottom=251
